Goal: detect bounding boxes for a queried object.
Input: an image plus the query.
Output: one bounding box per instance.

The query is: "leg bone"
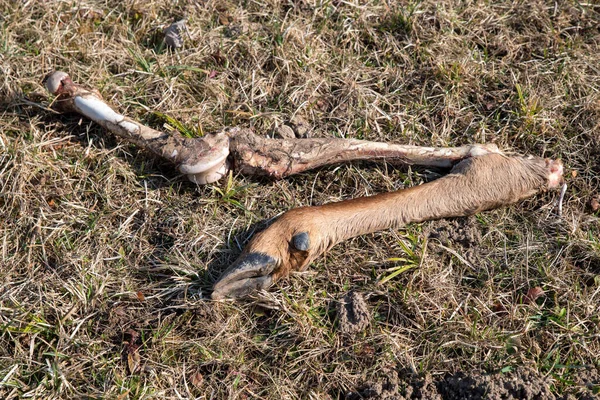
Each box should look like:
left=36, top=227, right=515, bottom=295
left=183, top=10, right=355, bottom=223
left=44, top=71, right=230, bottom=184
left=45, top=71, right=502, bottom=185
left=228, top=129, right=501, bottom=178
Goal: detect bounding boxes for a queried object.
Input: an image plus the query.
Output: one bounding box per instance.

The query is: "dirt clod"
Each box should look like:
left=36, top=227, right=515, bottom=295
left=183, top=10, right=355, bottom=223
left=338, top=291, right=371, bottom=334
left=426, top=217, right=482, bottom=248
left=590, top=196, right=600, bottom=212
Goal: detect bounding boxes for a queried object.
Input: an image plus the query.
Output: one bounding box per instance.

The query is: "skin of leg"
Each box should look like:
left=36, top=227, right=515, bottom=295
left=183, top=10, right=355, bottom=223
left=212, top=155, right=563, bottom=299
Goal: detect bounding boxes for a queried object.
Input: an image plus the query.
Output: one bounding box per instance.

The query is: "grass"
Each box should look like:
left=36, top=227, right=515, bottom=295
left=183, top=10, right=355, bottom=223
left=1, top=0, right=599, bottom=398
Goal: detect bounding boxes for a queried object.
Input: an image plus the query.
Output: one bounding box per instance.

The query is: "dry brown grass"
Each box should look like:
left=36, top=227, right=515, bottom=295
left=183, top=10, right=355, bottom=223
left=1, top=0, right=599, bottom=398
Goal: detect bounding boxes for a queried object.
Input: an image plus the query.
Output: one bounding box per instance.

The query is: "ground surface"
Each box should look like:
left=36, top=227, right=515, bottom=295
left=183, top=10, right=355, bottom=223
left=1, top=0, right=599, bottom=399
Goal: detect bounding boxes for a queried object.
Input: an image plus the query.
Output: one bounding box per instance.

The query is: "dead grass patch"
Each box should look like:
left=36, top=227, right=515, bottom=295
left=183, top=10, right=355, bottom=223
left=1, top=0, right=599, bottom=398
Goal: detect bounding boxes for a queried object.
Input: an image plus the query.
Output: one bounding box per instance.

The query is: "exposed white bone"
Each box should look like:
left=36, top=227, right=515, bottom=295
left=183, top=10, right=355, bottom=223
left=45, top=71, right=68, bottom=94
left=187, top=159, right=231, bottom=184
left=118, top=120, right=140, bottom=134
left=468, top=144, right=500, bottom=157
left=178, top=144, right=229, bottom=175
left=74, top=96, right=124, bottom=125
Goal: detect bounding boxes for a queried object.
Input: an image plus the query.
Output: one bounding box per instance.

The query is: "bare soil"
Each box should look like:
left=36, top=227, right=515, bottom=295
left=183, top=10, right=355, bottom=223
left=426, top=216, right=483, bottom=249
left=349, top=367, right=600, bottom=399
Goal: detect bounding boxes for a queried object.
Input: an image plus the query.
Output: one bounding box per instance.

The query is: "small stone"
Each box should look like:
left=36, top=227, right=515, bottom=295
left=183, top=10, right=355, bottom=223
left=275, top=125, right=295, bottom=139
left=164, top=19, right=186, bottom=49
left=289, top=115, right=311, bottom=138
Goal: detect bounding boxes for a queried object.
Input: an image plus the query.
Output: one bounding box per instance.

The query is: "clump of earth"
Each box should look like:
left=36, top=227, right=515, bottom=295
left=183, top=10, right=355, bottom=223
left=337, top=291, right=371, bottom=334
left=425, top=216, right=482, bottom=248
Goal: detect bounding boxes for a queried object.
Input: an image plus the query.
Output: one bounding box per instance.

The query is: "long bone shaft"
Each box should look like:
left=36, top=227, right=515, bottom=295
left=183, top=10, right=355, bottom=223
left=227, top=129, right=498, bottom=179
left=44, top=71, right=500, bottom=183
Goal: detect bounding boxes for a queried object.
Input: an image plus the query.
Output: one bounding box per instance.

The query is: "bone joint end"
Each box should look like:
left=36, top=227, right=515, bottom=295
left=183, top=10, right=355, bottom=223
left=44, top=71, right=70, bottom=95
left=186, top=159, right=231, bottom=185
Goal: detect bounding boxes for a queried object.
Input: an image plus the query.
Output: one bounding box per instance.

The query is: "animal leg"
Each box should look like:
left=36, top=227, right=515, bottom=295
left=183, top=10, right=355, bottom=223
left=212, top=154, right=564, bottom=299
left=42, top=72, right=564, bottom=301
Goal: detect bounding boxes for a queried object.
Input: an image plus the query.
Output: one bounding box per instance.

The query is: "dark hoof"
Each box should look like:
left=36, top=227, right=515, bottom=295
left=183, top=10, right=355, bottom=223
left=212, top=253, right=277, bottom=299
